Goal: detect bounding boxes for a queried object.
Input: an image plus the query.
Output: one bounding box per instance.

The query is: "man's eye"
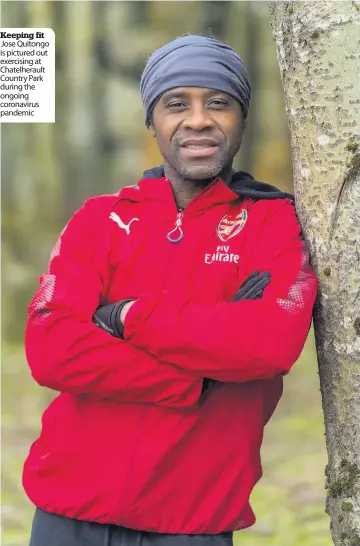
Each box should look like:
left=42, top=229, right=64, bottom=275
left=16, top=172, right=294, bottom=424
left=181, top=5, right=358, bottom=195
left=167, top=101, right=186, bottom=109
left=209, top=99, right=228, bottom=108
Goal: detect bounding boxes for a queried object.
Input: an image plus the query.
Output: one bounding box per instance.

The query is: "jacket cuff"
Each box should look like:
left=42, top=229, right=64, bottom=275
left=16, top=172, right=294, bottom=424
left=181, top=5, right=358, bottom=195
left=123, top=292, right=163, bottom=345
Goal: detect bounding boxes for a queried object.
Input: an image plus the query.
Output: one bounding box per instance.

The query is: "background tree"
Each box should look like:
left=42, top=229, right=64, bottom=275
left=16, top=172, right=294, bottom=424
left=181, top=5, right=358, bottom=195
left=269, top=2, right=360, bottom=544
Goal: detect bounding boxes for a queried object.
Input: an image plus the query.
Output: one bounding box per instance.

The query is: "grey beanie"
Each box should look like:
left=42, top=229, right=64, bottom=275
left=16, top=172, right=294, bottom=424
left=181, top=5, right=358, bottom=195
left=140, top=34, right=251, bottom=126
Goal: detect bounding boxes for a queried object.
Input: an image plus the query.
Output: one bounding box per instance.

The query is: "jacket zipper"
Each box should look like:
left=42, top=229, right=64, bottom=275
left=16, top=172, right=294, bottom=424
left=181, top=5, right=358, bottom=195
left=166, top=176, right=219, bottom=243
left=167, top=208, right=184, bottom=243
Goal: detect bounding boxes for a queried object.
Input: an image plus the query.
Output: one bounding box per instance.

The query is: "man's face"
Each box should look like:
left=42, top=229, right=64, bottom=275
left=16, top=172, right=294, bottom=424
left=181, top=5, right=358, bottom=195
left=149, top=87, right=244, bottom=181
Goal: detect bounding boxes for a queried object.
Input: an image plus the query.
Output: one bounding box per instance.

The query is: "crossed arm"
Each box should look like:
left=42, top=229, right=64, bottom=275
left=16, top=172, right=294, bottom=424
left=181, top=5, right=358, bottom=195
left=25, top=202, right=203, bottom=408
left=122, top=200, right=318, bottom=383
left=26, top=199, right=317, bottom=407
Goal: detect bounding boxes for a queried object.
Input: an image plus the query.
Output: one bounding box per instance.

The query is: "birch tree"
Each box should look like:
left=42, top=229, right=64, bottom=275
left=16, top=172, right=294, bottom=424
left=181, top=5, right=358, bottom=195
left=269, top=2, right=360, bottom=544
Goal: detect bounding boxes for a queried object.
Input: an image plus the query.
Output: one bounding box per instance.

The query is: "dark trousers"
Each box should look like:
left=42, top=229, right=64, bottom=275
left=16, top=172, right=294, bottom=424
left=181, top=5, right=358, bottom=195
left=29, top=508, right=233, bottom=546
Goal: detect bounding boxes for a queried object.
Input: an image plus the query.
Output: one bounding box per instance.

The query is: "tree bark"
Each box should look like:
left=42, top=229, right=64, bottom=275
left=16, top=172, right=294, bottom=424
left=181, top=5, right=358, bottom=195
left=269, top=2, right=360, bottom=544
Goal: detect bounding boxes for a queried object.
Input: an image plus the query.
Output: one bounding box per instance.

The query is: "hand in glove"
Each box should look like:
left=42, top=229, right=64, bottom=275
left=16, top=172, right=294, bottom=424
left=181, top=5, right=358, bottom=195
left=231, top=270, right=271, bottom=302
left=93, top=299, right=134, bottom=339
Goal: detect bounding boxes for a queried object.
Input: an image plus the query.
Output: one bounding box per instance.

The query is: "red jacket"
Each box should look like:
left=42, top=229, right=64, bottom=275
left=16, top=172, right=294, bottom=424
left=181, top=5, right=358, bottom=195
left=23, top=171, right=318, bottom=534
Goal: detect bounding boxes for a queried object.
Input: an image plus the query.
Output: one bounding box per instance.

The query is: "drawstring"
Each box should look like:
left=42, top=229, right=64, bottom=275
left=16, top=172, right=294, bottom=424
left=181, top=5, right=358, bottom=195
left=167, top=209, right=184, bottom=243
left=104, top=525, right=111, bottom=546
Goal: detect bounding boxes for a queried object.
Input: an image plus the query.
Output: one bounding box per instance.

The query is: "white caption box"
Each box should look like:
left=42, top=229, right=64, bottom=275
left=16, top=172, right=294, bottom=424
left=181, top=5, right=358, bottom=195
left=0, top=28, right=55, bottom=123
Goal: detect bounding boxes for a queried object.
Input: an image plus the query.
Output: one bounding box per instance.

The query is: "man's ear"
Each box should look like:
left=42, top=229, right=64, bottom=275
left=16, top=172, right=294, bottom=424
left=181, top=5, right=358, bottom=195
left=148, top=123, right=156, bottom=138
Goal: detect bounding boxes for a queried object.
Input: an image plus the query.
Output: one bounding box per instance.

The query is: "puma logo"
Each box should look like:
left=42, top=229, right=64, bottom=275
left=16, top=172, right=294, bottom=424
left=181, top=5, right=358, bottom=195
left=109, top=212, right=139, bottom=235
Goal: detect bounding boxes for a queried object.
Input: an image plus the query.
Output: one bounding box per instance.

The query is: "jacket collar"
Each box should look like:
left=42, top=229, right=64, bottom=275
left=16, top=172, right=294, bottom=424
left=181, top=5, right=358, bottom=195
left=142, top=164, right=294, bottom=202
left=116, top=165, right=294, bottom=211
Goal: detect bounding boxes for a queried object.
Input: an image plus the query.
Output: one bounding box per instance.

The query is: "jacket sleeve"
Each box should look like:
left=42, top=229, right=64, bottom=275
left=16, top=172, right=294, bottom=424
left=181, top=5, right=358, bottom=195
left=25, top=199, right=203, bottom=408
left=124, top=200, right=318, bottom=383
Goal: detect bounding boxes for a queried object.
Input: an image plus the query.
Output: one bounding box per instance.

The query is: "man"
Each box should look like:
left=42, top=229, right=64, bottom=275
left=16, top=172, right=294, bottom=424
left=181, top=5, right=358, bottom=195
left=24, top=34, right=318, bottom=546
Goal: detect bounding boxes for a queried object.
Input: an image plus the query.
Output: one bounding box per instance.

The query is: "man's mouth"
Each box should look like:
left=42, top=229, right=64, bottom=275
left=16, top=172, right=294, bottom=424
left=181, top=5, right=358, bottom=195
left=183, top=144, right=214, bottom=149
left=180, top=139, right=220, bottom=157
left=180, top=138, right=219, bottom=147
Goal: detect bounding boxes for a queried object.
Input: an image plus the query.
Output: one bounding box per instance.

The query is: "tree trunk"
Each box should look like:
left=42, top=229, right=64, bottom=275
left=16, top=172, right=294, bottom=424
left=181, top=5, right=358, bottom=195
left=269, top=2, right=360, bottom=544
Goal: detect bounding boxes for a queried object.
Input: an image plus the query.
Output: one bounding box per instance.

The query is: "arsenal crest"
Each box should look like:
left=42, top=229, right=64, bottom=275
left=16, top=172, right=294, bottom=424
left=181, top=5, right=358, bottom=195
left=217, top=209, right=247, bottom=242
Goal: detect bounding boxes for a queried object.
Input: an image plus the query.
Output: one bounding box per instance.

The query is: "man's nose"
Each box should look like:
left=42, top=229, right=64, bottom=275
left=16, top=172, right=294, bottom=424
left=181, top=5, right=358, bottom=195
left=183, top=106, right=214, bottom=131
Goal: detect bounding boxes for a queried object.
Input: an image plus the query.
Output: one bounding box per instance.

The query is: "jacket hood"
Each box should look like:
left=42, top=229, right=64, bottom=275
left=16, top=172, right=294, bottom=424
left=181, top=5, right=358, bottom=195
left=142, top=165, right=294, bottom=201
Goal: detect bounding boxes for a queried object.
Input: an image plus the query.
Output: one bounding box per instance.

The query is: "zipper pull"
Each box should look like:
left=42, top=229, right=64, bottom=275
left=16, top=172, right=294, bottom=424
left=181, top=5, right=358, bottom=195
left=167, top=211, right=184, bottom=243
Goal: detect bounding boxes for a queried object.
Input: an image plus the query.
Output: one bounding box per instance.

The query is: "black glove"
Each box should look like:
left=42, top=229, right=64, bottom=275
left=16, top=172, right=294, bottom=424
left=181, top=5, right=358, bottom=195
left=202, top=271, right=271, bottom=396
left=231, top=270, right=271, bottom=302
left=92, top=299, right=134, bottom=339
